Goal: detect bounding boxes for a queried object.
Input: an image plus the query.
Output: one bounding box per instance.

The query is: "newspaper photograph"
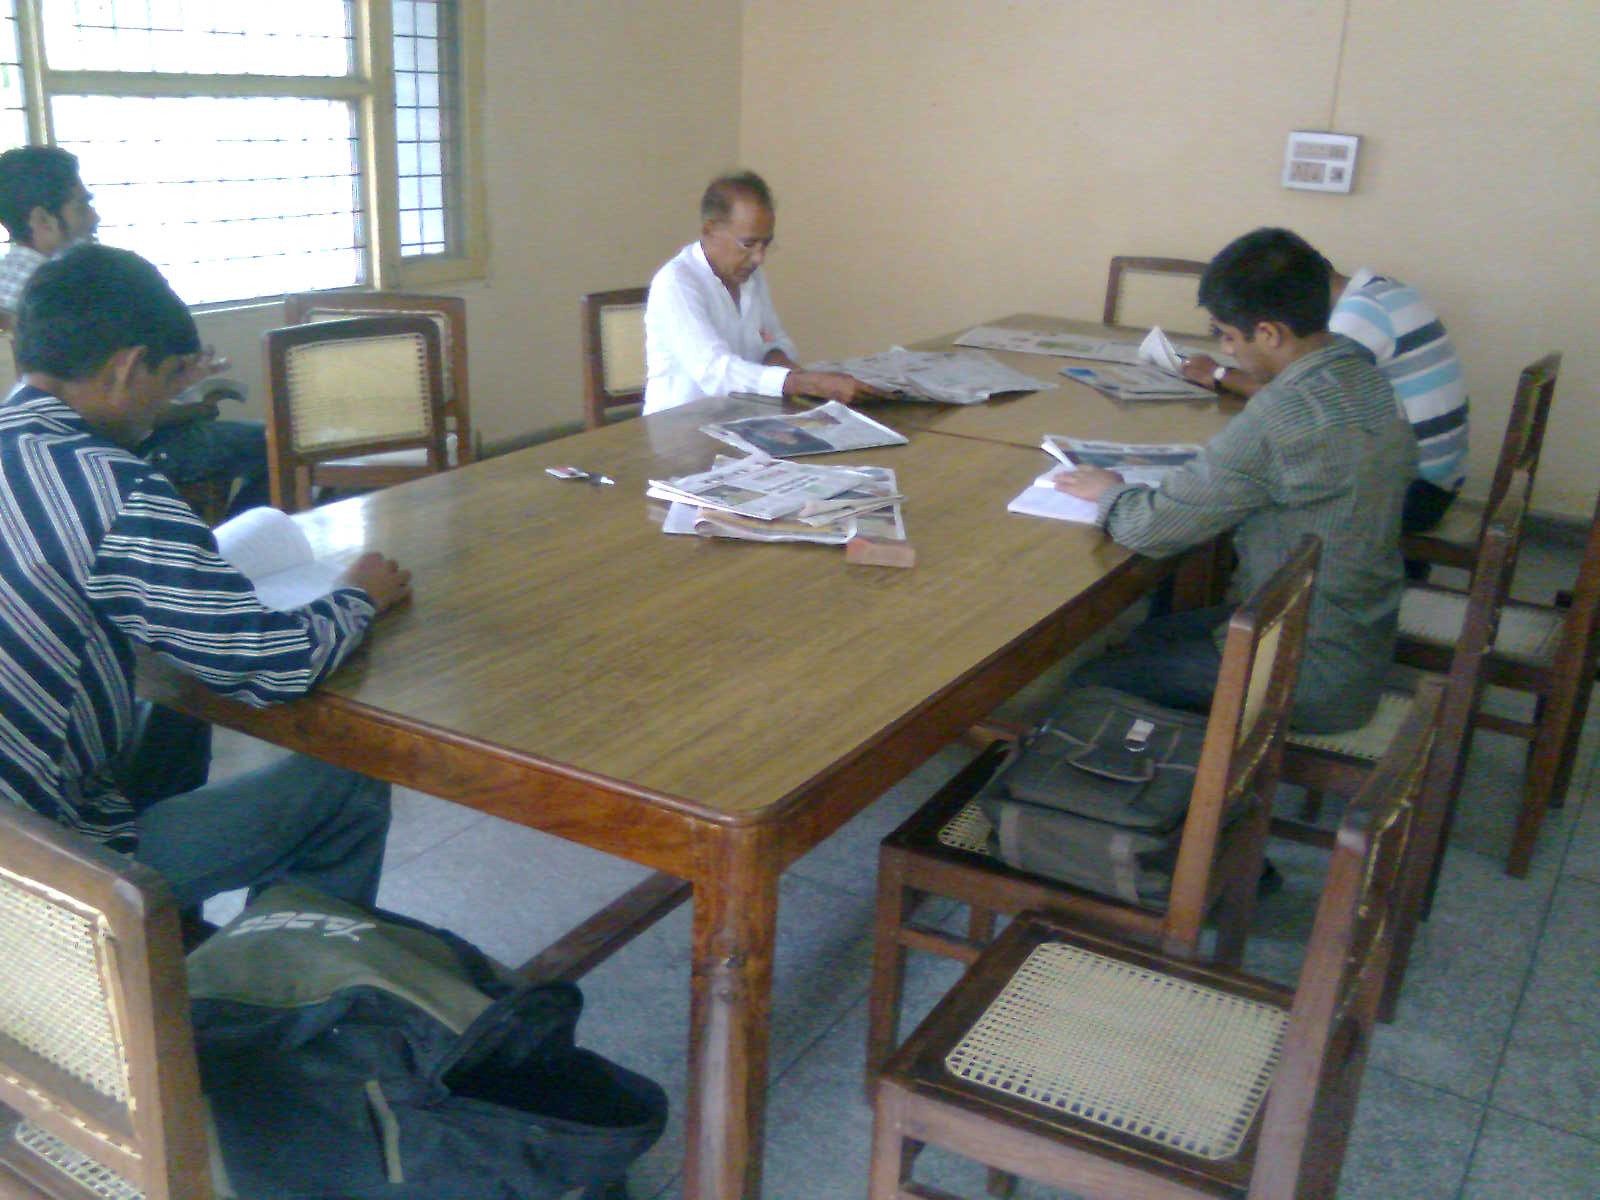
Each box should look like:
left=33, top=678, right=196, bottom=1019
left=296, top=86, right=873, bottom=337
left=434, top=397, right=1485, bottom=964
left=1042, top=437, right=1203, bottom=487
left=700, top=400, right=908, bottom=457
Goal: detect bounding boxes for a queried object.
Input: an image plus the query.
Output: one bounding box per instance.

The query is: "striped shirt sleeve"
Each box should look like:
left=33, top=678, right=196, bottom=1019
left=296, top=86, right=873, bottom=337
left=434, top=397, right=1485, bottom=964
left=86, top=482, right=375, bottom=707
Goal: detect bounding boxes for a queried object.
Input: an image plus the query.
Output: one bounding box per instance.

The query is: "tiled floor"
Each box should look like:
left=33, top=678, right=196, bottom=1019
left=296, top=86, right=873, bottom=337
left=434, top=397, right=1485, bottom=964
left=205, top=532, right=1600, bottom=1199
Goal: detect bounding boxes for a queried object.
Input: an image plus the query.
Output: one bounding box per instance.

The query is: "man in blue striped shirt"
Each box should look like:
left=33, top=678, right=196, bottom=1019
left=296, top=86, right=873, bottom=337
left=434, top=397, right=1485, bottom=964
left=0, top=244, right=411, bottom=909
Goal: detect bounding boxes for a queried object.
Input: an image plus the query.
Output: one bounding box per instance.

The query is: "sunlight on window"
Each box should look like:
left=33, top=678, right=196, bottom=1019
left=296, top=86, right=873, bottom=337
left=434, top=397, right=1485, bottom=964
left=393, top=0, right=459, bottom=258
left=54, top=95, right=367, bottom=305
left=41, top=0, right=352, bottom=76
left=0, top=0, right=26, bottom=147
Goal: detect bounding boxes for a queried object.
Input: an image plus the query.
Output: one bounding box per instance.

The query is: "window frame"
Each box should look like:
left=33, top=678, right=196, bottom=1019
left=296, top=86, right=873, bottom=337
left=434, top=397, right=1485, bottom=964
left=8, top=0, right=485, bottom=300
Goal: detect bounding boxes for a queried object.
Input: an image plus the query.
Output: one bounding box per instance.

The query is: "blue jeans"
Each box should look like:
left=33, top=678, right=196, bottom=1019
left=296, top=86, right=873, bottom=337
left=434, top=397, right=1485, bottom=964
left=1067, top=605, right=1228, bottom=716
left=134, top=754, right=390, bottom=909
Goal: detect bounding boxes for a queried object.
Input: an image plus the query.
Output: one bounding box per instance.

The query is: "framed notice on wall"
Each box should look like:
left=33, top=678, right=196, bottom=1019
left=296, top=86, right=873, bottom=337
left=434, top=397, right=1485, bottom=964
left=1282, top=131, right=1361, bottom=193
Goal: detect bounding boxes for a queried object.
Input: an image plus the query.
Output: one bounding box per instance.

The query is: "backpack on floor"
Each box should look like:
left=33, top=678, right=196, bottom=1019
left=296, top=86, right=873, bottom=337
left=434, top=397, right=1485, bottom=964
left=186, top=885, right=667, bottom=1200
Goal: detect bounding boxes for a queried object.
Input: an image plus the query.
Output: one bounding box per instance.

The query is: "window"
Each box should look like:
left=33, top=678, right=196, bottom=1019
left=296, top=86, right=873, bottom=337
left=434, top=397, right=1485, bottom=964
left=1, top=0, right=482, bottom=306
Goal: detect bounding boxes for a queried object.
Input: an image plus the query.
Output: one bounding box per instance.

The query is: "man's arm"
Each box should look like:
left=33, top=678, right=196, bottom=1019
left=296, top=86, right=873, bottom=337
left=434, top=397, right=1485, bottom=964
left=1181, top=355, right=1261, bottom=400
left=88, top=483, right=405, bottom=706
left=1066, top=415, right=1274, bottom=558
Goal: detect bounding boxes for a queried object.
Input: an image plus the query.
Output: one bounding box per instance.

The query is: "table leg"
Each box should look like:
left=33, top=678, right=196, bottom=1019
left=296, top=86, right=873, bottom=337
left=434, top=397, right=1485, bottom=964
left=684, top=831, right=779, bottom=1199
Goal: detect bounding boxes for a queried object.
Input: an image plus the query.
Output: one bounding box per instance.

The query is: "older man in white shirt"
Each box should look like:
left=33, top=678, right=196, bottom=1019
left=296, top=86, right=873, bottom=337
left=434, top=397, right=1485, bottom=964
left=644, top=171, right=886, bottom=415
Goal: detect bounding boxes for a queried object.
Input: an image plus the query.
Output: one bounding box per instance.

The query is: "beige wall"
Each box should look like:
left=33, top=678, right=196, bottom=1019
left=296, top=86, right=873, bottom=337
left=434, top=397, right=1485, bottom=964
left=198, top=1, right=744, bottom=447
left=740, top=0, right=1600, bottom=516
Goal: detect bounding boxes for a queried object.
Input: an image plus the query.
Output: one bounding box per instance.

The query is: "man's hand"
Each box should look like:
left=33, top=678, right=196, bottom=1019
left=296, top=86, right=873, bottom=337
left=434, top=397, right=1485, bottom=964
left=1052, top=466, right=1125, bottom=503
left=782, top=370, right=893, bottom=406
left=1180, top=354, right=1221, bottom=388
left=338, top=553, right=412, bottom=616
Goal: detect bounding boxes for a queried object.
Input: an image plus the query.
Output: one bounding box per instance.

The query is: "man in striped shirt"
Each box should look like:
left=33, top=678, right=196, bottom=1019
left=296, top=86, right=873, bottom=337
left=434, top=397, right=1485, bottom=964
left=1184, top=246, right=1467, bottom=535
left=1059, top=228, right=1415, bottom=734
left=0, top=244, right=411, bottom=909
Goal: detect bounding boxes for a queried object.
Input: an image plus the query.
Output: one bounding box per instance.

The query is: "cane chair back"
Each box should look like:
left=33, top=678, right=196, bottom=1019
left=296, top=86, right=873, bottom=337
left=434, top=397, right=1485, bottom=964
left=1396, top=466, right=1600, bottom=875
left=867, top=680, right=1442, bottom=1200
left=581, top=287, right=648, bottom=429
left=283, top=290, right=474, bottom=480
left=1101, top=255, right=1210, bottom=337
left=263, top=313, right=447, bottom=512
left=0, top=801, right=211, bottom=1199
left=865, top=537, right=1320, bottom=1082
left=1403, top=352, right=1559, bottom=571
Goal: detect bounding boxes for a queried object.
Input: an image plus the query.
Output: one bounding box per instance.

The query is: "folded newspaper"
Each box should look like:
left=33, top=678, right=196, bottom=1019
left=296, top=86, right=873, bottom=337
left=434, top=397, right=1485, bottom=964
left=956, top=324, right=1233, bottom=366
left=699, top=400, right=907, bottom=457
left=661, top=465, right=905, bottom=545
left=806, top=347, right=1055, bottom=405
left=1058, top=326, right=1215, bottom=400
left=1008, top=438, right=1203, bottom=525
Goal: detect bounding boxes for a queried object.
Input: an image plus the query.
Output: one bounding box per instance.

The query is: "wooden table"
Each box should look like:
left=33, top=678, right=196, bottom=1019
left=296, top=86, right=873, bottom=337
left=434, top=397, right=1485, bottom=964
left=146, top=338, right=1230, bottom=1198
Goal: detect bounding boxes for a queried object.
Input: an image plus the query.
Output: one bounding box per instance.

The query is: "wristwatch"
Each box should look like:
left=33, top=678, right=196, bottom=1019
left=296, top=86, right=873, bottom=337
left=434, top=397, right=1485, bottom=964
left=1212, top=364, right=1229, bottom=389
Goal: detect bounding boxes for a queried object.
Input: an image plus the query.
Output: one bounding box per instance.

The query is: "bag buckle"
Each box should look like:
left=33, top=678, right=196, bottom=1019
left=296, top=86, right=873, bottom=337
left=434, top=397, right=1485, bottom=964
left=1122, top=718, right=1155, bottom=753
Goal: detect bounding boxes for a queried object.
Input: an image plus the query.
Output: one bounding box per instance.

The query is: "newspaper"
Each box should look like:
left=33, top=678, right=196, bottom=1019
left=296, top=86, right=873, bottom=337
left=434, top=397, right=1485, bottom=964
left=647, top=454, right=903, bottom=522
left=807, top=347, right=1055, bottom=405
left=662, top=466, right=905, bottom=544
left=1061, top=362, right=1214, bottom=401
left=956, top=324, right=1230, bottom=366
left=699, top=400, right=908, bottom=457
left=1009, top=438, right=1203, bottom=525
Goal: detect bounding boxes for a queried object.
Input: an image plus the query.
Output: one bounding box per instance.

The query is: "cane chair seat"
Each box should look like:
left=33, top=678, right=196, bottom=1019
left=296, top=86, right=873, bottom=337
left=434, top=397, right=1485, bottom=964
left=936, top=802, right=995, bottom=855
left=1286, top=689, right=1419, bottom=762
left=10, top=1120, right=145, bottom=1199
left=1400, top=587, right=1563, bottom=665
left=945, top=940, right=1287, bottom=1161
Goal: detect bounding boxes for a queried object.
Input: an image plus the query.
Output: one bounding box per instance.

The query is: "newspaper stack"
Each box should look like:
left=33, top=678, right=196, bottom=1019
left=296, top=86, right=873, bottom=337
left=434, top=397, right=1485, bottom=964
left=650, top=454, right=907, bottom=546
left=805, top=347, right=1056, bottom=405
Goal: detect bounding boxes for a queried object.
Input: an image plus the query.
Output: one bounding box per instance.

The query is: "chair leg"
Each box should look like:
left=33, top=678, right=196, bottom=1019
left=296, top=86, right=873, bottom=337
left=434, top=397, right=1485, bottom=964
left=967, top=905, right=997, bottom=946
left=985, top=1167, right=1018, bottom=1197
left=1298, top=787, right=1325, bottom=823
left=867, top=1084, right=913, bottom=1200
left=867, top=850, right=915, bottom=1098
left=1507, top=714, right=1570, bottom=877
left=1213, top=801, right=1271, bottom=967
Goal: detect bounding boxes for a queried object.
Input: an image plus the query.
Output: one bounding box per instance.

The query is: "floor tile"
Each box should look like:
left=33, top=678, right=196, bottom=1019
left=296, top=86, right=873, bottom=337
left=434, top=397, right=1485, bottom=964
left=381, top=785, right=489, bottom=870
left=1461, top=1111, right=1600, bottom=1200
left=1335, top=1068, right=1481, bottom=1200
left=1368, top=842, right=1553, bottom=1102
left=1490, top=876, right=1600, bottom=1138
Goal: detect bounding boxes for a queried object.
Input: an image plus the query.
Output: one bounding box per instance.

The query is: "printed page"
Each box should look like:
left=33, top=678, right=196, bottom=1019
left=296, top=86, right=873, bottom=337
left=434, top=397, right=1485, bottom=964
left=1007, top=469, right=1100, bottom=525
left=212, top=506, right=345, bottom=611
left=700, top=400, right=908, bottom=457
left=809, top=347, right=1055, bottom=405
left=646, top=454, right=875, bottom=520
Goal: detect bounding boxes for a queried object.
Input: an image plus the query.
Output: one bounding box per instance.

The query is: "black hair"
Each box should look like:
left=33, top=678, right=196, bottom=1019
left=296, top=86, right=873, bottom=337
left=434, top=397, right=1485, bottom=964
left=1198, top=227, right=1331, bottom=338
left=0, top=146, right=83, bottom=245
left=14, top=244, right=199, bottom=380
left=701, top=170, right=774, bottom=223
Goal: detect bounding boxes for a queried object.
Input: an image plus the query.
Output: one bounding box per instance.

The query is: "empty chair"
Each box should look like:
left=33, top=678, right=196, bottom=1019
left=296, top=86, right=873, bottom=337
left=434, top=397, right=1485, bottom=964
left=0, top=798, right=211, bottom=1199
left=867, top=679, right=1443, bottom=1200
left=262, top=313, right=447, bottom=512
left=581, top=286, right=648, bottom=428
left=1396, top=468, right=1600, bottom=875
left=866, top=537, right=1319, bottom=1083
left=1101, top=255, right=1210, bottom=336
left=1403, top=352, right=1560, bottom=573
left=284, top=289, right=475, bottom=477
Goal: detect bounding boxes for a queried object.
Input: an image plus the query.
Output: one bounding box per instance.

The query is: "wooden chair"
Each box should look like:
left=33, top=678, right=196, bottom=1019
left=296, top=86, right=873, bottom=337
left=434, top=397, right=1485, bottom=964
left=867, top=679, right=1442, bottom=1200
left=1101, top=255, right=1210, bottom=336
left=1394, top=473, right=1600, bottom=875
left=1281, top=469, right=1531, bottom=922
left=262, top=313, right=448, bottom=512
left=1403, top=352, right=1560, bottom=573
left=581, top=286, right=648, bottom=429
left=866, top=537, right=1320, bottom=1084
left=0, top=800, right=212, bottom=1199
left=283, top=288, right=475, bottom=480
